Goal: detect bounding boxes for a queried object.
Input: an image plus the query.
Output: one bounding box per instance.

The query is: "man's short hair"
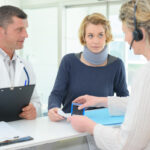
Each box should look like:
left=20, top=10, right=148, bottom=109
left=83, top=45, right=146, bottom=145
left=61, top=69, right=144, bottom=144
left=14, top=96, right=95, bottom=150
left=0, top=5, right=27, bottom=28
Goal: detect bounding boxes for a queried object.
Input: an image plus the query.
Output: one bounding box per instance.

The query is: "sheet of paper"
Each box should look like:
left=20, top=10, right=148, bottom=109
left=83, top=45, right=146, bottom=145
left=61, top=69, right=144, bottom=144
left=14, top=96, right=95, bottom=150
left=0, top=121, right=27, bottom=142
left=85, top=108, right=124, bottom=125
left=57, top=109, right=71, bottom=118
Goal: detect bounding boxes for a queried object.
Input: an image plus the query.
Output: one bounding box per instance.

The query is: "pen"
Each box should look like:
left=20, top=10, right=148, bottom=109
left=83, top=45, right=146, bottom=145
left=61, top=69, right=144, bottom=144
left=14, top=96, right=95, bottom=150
left=0, top=136, right=19, bottom=144
left=0, top=136, right=33, bottom=146
left=24, top=80, right=27, bottom=86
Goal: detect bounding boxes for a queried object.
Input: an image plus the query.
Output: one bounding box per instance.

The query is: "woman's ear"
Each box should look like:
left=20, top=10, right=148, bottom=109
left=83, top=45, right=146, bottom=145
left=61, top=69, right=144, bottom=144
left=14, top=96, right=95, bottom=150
left=83, top=37, right=86, bottom=45
left=140, top=28, right=146, bottom=41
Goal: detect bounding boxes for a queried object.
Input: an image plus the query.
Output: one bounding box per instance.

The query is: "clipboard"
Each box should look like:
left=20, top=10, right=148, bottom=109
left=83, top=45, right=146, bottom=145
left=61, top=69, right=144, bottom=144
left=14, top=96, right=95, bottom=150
left=0, top=85, right=35, bottom=122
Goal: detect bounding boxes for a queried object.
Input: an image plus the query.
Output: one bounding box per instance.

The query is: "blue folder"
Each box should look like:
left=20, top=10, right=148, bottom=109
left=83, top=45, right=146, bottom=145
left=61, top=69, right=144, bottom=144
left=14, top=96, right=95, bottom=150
left=85, top=108, right=124, bottom=126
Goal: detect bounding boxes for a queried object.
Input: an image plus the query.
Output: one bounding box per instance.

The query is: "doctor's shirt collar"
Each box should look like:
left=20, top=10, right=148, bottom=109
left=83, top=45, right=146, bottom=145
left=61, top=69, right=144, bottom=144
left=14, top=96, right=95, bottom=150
left=0, top=48, right=17, bottom=61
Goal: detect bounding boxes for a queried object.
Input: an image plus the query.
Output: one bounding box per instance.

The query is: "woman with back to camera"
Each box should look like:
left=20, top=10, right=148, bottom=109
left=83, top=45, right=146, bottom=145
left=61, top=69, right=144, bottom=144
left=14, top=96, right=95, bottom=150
left=68, top=0, right=150, bottom=150
left=48, top=13, right=129, bottom=121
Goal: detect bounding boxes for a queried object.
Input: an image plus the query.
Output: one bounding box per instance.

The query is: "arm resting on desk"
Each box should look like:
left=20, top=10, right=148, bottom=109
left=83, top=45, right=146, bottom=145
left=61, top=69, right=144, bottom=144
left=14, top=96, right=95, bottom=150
left=108, top=96, right=128, bottom=116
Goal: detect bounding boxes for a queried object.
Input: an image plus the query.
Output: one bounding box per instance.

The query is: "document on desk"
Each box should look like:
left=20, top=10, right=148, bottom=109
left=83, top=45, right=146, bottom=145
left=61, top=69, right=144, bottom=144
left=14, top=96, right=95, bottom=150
left=85, top=108, right=124, bottom=126
left=0, top=121, right=33, bottom=146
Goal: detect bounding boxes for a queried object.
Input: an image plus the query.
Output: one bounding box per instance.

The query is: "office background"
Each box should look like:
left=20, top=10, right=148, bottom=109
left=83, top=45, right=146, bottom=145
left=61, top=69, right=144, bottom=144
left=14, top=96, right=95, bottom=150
left=0, top=0, right=146, bottom=114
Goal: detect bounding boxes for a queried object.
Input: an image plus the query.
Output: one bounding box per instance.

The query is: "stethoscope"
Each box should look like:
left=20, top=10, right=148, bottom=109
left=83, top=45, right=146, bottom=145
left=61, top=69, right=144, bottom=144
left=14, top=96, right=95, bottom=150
left=19, top=58, right=30, bottom=86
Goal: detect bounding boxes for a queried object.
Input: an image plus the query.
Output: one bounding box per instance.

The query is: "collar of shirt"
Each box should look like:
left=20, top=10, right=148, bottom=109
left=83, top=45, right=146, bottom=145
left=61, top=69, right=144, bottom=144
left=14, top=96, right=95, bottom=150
left=0, top=48, right=17, bottom=62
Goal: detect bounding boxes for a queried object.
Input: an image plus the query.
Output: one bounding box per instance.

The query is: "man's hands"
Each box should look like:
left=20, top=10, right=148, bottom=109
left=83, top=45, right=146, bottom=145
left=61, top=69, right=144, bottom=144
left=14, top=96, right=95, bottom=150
left=19, top=103, right=37, bottom=120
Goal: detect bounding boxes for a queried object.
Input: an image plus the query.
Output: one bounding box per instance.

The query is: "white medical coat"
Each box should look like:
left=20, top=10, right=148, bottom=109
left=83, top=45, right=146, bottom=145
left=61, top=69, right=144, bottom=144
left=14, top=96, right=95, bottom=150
left=0, top=54, right=41, bottom=116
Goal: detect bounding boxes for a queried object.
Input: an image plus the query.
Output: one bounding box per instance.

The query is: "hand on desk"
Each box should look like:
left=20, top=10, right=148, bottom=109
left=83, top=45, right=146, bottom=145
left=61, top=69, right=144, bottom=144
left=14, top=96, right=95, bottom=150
left=19, top=103, right=37, bottom=120
left=48, top=107, right=65, bottom=122
left=68, top=115, right=96, bottom=134
left=73, top=95, right=108, bottom=110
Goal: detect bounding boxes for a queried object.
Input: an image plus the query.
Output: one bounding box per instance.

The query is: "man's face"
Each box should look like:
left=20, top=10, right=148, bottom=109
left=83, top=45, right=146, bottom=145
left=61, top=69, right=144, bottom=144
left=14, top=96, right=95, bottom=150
left=2, top=16, right=28, bottom=50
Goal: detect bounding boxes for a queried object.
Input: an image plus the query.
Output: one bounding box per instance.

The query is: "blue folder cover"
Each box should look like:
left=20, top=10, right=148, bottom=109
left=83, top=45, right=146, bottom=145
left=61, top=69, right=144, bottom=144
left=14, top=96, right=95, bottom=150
left=85, top=108, right=124, bottom=126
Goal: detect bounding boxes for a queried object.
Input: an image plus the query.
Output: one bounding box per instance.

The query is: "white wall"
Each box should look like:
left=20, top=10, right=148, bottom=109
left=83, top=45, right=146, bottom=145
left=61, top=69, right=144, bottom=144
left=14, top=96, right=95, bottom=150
left=0, top=0, right=20, bottom=7
left=21, top=0, right=102, bottom=9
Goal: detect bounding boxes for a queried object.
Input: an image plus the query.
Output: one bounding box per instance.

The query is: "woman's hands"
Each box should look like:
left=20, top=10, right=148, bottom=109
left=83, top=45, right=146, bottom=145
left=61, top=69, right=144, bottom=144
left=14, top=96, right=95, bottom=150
left=68, top=115, right=97, bottom=134
left=48, top=95, right=107, bottom=122
left=73, top=95, right=108, bottom=110
left=48, top=107, right=65, bottom=122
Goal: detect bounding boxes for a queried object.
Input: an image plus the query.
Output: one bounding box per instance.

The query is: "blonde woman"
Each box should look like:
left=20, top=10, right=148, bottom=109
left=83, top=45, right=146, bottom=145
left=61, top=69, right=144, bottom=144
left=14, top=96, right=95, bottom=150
left=68, top=0, right=150, bottom=150
left=48, top=13, right=128, bottom=121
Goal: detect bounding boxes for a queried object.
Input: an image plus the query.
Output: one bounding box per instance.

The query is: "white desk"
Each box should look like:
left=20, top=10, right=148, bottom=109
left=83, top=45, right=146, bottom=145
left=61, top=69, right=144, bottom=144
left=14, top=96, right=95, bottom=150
left=0, top=116, right=88, bottom=150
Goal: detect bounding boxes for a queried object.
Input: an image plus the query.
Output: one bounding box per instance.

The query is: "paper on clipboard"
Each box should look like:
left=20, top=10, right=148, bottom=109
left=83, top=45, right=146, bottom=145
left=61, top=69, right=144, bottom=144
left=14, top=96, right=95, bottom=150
left=0, top=121, right=28, bottom=143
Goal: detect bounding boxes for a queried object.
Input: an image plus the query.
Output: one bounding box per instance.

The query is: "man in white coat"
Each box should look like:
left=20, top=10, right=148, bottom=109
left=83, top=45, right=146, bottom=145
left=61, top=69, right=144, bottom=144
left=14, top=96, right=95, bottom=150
left=0, top=5, right=41, bottom=119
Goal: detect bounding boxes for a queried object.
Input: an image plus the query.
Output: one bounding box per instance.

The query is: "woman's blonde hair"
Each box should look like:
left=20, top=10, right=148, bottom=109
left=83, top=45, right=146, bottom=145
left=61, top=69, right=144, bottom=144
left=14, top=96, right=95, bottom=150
left=119, top=0, right=150, bottom=42
left=79, top=13, right=113, bottom=45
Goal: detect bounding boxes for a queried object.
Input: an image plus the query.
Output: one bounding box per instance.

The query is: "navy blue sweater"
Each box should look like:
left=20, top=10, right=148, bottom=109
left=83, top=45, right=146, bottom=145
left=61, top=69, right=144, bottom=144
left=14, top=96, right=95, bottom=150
left=48, top=53, right=129, bottom=113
